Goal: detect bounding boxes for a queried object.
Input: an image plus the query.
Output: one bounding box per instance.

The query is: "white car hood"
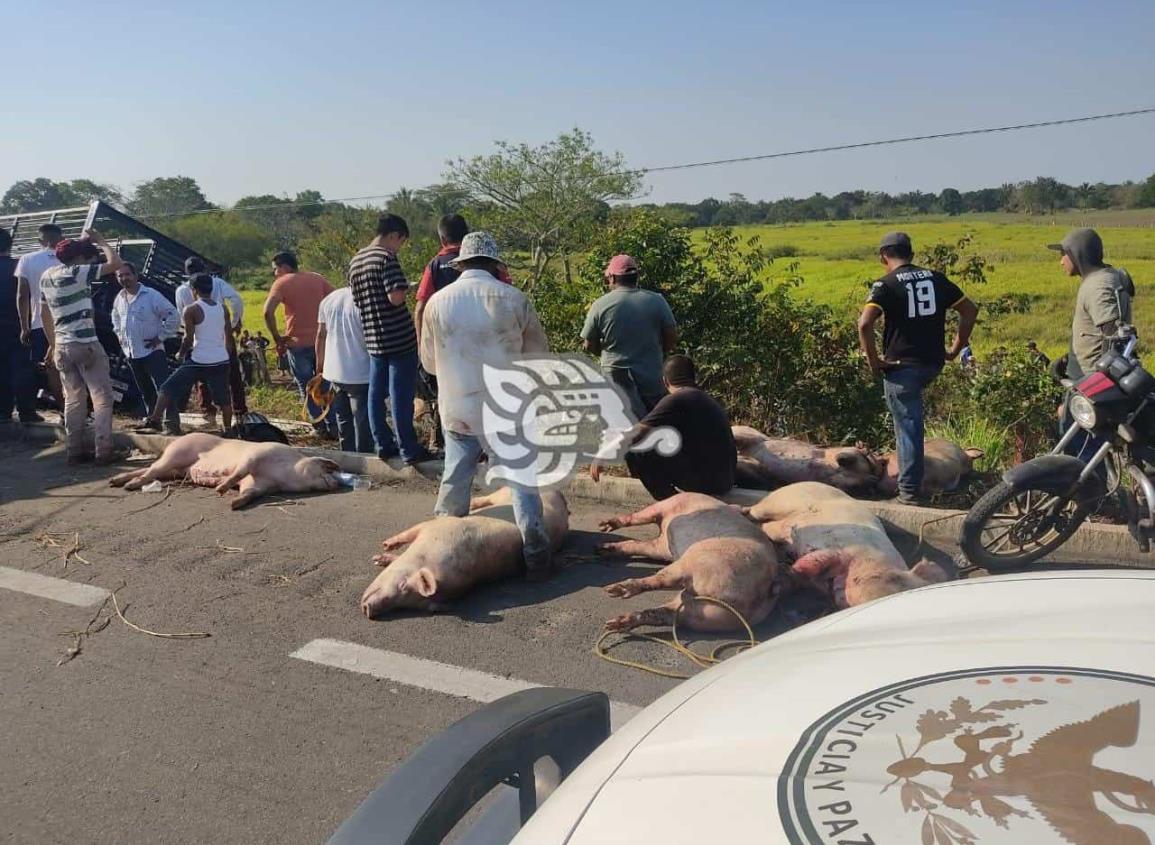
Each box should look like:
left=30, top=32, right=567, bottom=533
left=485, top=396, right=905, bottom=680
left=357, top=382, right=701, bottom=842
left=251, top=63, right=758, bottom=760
left=515, top=571, right=1155, bottom=844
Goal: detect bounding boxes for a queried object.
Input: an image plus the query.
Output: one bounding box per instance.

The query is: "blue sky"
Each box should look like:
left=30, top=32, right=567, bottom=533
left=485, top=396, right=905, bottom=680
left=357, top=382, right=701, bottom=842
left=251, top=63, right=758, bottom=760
left=6, top=0, right=1153, bottom=206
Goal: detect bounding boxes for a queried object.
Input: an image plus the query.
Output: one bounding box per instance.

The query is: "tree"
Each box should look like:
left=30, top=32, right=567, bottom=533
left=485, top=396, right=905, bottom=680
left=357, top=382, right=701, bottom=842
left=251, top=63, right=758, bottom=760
left=1, top=178, right=75, bottom=213
left=446, top=128, right=643, bottom=285
left=66, top=179, right=124, bottom=207
left=939, top=188, right=963, bottom=216
left=1137, top=173, right=1155, bottom=208
left=129, top=176, right=214, bottom=219
left=161, top=213, right=274, bottom=270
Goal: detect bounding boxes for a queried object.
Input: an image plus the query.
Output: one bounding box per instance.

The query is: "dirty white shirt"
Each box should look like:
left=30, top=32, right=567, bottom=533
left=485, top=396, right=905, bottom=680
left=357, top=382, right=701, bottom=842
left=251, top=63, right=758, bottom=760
left=419, top=269, right=548, bottom=436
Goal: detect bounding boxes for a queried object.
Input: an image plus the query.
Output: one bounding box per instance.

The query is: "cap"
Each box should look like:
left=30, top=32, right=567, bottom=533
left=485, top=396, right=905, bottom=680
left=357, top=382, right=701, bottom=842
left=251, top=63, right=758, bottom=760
left=54, top=239, right=96, bottom=263
left=878, top=231, right=912, bottom=251
left=449, top=232, right=500, bottom=267
left=184, top=256, right=206, bottom=274
left=1046, top=242, right=1065, bottom=253
left=604, top=254, right=639, bottom=277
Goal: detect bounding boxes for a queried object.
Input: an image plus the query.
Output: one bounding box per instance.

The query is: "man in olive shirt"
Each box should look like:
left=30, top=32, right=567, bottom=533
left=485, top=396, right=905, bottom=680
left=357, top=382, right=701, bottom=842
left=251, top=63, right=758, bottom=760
left=590, top=355, right=735, bottom=500
left=581, top=254, right=677, bottom=421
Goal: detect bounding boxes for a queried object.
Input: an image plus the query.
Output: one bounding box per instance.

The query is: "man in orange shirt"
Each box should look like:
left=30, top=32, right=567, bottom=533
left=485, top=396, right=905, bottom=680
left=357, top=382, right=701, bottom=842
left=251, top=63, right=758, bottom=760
left=263, top=251, right=335, bottom=434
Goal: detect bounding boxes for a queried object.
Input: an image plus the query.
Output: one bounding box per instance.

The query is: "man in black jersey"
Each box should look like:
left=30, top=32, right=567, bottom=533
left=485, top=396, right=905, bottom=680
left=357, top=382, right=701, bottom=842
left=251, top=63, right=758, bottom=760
left=858, top=232, right=979, bottom=504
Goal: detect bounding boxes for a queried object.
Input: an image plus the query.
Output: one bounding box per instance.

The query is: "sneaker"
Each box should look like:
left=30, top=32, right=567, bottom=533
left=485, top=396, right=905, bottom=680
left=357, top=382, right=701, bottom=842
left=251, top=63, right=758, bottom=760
left=404, top=447, right=443, bottom=466
left=134, top=420, right=162, bottom=433
left=163, top=424, right=184, bottom=437
left=377, top=448, right=400, bottom=463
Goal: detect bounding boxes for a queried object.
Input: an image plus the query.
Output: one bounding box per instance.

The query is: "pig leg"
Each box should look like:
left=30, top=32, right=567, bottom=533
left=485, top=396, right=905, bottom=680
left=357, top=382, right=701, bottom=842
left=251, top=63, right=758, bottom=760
left=759, top=519, right=794, bottom=545
left=116, top=465, right=186, bottom=491
left=598, top=537, right=673, bottom=562
left=604, top=603, right=677, bottom=632
left=109, top=467, right=149, bottom=488
left=605, top=559, right=689, bottom=598
left=213, top=462, right=250, bottom=495
left=679, top=594, right=774, bottom=632
left=598, top=499, right=669, bottom=532
left=382, top=524, right=424, bottom=550
left=229, top=475, right=272, bottom=510
left=791, top=549, right=849, bottom=607
left=372, top=551, right=398, bottom=567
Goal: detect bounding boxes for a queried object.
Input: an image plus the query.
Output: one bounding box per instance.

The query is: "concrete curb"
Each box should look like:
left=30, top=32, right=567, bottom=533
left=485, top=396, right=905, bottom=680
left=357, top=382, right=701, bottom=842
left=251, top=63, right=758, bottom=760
left=4, top=421, right=1145, bottom=565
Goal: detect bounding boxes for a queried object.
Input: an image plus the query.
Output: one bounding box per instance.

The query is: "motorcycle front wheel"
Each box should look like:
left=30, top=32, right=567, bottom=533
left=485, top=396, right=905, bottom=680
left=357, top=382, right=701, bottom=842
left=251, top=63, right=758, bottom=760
left=960, top=482, right=1090, bottom=571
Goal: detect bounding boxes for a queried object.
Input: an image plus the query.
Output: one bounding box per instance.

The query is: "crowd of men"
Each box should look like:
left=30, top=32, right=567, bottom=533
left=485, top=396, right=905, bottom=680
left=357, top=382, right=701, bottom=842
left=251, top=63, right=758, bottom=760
left=0, top=211, right=1137, bottom=574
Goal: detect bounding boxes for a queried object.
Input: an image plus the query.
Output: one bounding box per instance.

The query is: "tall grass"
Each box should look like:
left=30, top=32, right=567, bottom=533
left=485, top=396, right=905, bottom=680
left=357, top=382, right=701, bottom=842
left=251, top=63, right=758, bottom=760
left=927, top=416, right=1011, bottom=474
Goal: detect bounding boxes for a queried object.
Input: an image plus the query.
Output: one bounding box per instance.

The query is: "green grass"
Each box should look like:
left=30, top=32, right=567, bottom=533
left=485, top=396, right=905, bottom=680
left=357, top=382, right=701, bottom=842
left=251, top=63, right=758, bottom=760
left=700, top=213, right=1155, bottom=358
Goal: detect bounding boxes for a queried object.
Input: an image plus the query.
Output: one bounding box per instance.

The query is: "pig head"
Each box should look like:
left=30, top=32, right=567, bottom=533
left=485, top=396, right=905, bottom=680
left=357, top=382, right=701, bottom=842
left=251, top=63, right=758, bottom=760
left=876, top=439, right=984, bottom=496
left=361, top=488, right=569, bottom=618
left=732, top=426, right=882, bottom=492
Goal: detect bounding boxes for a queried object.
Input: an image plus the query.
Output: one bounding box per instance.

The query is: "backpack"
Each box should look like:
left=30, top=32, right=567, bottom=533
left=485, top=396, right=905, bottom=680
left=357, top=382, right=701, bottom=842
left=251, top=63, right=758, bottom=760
left=224, top=412, right=290, bottom=445
left=426, top=252, right=461, bottom=294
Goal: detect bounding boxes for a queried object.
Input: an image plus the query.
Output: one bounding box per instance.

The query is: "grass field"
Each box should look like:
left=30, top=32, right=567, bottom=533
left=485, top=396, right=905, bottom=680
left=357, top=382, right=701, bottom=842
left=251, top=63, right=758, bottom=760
left=714, top=211, right=1155, bottom=358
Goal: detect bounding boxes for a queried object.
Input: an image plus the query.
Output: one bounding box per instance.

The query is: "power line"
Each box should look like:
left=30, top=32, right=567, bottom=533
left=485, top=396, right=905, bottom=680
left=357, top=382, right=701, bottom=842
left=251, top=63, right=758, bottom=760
left=635, top=107, right=1155, bottom=173
left=137, top=106, right=1155, bottom=219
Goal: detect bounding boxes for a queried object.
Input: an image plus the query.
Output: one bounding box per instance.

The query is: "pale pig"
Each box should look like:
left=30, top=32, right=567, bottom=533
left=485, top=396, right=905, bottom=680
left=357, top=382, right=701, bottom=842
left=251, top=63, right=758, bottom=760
left=732, top=425, right=881, bottom=492
left=745, top=481, right=948, bottom=608
left=361, top=488, right=570, bottom=618
left=876, top=438, right=984, bottom=496
left=109, top=433, right=341, bottom=509
left=599, top=492, right=780, bottom=632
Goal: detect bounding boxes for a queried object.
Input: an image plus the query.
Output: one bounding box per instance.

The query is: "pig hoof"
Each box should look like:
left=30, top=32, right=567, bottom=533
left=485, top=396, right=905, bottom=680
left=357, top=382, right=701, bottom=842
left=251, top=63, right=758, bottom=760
left=598, top=519, right=622, bottom=532
left=605, top=580, right=641, bottom=598
left=372, top=553, right=396, bottom=568
left=604, top=614, right=638, bottom=632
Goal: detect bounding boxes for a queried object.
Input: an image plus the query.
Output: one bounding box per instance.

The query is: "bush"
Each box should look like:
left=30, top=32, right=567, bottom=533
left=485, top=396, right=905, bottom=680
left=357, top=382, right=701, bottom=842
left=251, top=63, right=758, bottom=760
left=765, top=243, right=800, bottom=259
left=967, top=347, right=1063, bottom=462
left=532, top=210, right=890, bottom=443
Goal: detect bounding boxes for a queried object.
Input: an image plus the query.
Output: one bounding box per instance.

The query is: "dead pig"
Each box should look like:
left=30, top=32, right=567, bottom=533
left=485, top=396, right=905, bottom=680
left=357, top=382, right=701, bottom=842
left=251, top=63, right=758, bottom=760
left=599, top=492, right=780, bottom=632
left=360, top=488, right=569, bottom=618
left=745, top=481, right=948, bottom=608
left=732, top=425, right=881, bottom=492
left=109, top=433, right=341, bottom=509
left=876, top=439, right=984, bottom=496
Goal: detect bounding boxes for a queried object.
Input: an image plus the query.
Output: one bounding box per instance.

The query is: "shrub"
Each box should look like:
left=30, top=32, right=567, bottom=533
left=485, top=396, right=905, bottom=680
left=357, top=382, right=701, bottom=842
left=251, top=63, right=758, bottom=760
left=533, top=210, right=890, bottom=443
left=765, top=243, right=800, bottom=259
left=967, top=347, right=1063, bottom=462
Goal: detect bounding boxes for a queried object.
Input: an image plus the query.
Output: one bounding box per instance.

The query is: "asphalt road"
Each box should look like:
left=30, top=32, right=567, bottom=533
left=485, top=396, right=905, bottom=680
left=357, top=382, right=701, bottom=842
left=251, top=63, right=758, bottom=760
left=0, top=438, right=986, bottom=845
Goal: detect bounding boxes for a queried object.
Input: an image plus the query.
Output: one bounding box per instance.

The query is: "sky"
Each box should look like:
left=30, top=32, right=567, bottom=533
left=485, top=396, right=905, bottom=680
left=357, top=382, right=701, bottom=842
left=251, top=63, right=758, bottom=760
left=4, top=0, right=1153, bottom=208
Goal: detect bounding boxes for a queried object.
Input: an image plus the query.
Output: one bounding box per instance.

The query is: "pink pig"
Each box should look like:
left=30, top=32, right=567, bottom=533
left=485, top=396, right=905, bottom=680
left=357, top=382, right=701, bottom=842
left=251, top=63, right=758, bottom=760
left=732, top=425, right=882, bottom=492
left=599, top=492, right=781, bottom=632
left=109, top=433, right=341, bottom=509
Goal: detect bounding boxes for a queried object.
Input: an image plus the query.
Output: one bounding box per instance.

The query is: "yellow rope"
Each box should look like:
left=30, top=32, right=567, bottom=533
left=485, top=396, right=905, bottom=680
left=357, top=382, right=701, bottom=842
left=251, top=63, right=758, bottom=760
left=593, top=593, right=759, bottom=680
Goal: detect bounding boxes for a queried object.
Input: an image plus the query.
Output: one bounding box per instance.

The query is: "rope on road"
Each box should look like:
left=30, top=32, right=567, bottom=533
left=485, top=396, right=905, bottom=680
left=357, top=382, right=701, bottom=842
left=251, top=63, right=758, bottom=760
left=111, top=585, right=212, bottom=640
left=593, top=594, right=758, bottom=680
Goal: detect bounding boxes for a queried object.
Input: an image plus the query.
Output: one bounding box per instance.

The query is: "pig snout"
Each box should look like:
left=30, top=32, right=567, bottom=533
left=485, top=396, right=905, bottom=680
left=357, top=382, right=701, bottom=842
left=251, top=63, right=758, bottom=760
left=360, top=565, right=438, bottom=619
left=296, top=457, right=343, bottom=490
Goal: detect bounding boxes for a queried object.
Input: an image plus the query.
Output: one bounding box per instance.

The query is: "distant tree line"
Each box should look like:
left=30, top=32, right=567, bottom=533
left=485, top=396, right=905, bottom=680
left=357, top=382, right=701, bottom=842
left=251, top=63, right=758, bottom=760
left=637, top=174, right=1155, bottom=227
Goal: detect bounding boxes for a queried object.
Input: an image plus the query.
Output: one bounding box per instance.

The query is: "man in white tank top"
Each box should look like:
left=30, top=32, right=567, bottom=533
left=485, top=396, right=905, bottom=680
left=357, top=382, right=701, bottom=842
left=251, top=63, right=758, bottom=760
left=138, top=274, right=236, bottom=432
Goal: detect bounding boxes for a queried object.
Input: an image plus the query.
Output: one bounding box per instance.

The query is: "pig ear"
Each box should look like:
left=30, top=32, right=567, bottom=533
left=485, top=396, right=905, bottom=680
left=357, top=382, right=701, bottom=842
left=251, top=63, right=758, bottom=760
left=911, top=558, right=950, bottom=584
left=964, top=447, right=985, bottom=461
left=411, top=568, right=438, bottom=598
left=317, top=458, right=342, bottom=472
left=835, top=451, right=860, bottom=469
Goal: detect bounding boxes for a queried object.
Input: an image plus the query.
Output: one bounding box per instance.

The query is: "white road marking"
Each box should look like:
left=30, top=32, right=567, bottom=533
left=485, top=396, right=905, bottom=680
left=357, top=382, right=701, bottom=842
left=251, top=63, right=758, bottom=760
left=291, top=638, right=640, bottom=728
left=0, top=566, right=111, bottom=607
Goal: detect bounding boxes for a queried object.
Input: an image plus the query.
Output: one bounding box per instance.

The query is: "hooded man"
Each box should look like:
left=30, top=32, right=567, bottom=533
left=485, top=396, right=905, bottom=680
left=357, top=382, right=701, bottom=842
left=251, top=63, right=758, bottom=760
left=1049, top=227, right=1136, bottom=380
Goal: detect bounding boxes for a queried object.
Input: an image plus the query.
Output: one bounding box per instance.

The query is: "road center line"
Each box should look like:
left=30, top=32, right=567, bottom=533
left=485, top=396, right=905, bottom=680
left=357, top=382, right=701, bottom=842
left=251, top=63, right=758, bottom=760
left=291, top=638, right=640, bottom=728
left=0, top=566, right=111, bottom=607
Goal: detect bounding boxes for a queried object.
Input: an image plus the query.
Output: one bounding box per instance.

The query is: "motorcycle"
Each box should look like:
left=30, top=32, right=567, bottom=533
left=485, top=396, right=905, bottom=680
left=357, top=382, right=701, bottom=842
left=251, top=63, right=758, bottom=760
left=960, top=326, right=1155, bottom=570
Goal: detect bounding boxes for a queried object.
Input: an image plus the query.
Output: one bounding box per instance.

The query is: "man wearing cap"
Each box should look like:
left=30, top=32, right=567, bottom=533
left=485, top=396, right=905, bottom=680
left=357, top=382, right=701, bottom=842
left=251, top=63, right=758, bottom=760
left=581, top=255, right=677, bottom=421
left=39, top=230, right=124, bottom=463
left=419, top=232, right=555, bottom=577
left=15, top=222, right=65, bottom=412
left=175, top=257, right=247, bottom=423
left=858, top=232, right=978, bottom=504
left=1049, top=228, right=1135, bottom=461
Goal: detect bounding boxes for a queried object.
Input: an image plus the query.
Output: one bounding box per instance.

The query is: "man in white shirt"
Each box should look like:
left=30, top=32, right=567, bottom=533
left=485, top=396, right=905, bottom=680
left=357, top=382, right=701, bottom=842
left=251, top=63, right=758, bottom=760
left=15, top=222, right=65, bottom=410
left=112, top=262, right=181, bottom=432
left=420, top=232, right=554, bottom=576
left=316, top=287, right=372, bottom=453
left=176, top=256, right=248, bottom=422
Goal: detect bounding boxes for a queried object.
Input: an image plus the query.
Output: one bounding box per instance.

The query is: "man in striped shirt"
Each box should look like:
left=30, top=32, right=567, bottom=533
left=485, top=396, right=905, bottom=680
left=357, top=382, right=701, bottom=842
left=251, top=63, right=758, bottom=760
left=348, top=214, right=438, bottom=465
left=40, top=229, right=124, bottom=464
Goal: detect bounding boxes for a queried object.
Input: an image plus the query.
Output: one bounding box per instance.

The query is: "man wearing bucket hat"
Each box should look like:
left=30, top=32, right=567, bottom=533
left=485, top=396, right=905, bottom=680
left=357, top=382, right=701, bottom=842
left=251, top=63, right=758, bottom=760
left=419, top=232, right=555, bottom=577
left=581, top=254, right=677, bottom=421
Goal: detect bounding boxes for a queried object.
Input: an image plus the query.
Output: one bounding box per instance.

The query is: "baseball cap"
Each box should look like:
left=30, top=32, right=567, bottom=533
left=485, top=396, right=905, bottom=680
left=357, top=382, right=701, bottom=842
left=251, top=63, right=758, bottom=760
left=54, top=239, right=97, bottom=263
left=604, top=254, right=638, bottom=277
left=184, top=256, right=206, bottom=274
left=878, top=231, right=912, bottom=251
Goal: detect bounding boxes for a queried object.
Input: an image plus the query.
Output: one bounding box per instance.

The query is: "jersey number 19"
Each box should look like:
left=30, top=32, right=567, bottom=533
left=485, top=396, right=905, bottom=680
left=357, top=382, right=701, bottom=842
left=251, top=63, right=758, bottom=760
left=905, top=280, right=936, bottom=318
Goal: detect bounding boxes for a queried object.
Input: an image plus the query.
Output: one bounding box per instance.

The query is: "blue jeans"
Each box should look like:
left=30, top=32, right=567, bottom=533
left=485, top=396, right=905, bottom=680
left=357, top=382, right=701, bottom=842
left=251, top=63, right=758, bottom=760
left=128, top=350, right=178, bottom=428
left=0, top=339, right=38, bottom=419
left=368, top=349, right=420, bottom=461
left=434, top=430, right=552, bottom=570
left=331, top=382, right=373, bottom=454
left=883, top=364, right=942, bottom=496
